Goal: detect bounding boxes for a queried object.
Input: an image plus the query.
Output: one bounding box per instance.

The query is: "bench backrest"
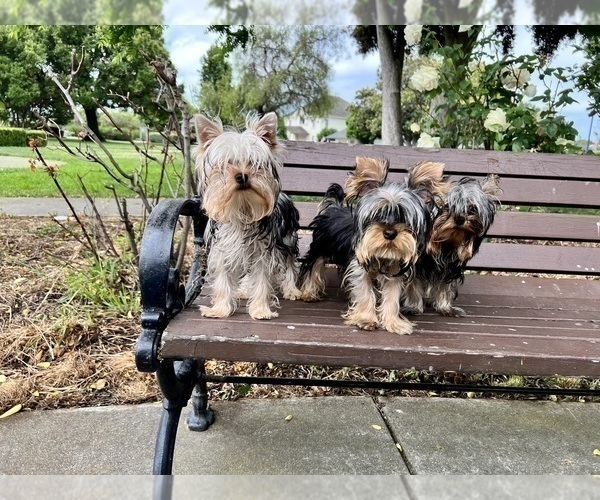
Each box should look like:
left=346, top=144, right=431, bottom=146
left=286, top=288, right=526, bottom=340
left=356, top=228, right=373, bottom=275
left=280, top=141, right=600, bottom=277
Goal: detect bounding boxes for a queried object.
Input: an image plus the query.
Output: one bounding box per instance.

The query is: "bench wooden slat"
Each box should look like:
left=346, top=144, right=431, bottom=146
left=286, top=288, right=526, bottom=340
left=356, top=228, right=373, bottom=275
left=296, top=234, right=600, bottom=275
left=468, top=242, right=600, bottom=275
left=295, top=202, right=600, bottom=242
left=282, top=168, right=600, bottom=208
left=283, top=141, right=600, bottom=181
left=161, top=276, right=600, bottom=377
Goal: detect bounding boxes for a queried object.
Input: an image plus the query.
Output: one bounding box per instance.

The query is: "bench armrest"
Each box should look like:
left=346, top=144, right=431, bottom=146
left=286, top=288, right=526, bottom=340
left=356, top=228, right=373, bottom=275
left=136, top=196, right=209, bottom=372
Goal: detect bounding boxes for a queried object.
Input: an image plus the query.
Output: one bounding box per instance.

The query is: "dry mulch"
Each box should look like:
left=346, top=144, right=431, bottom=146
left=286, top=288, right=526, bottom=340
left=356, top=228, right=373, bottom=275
left=0, top=215, right=159, bottom=415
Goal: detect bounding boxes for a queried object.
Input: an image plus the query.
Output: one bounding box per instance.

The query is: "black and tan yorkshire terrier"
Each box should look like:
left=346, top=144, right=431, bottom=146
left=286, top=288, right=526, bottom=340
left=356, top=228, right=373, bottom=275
left=298, top=157, right=432, bottom=335
left=194, top=112, right=301, bottom=320
left=402, top=163, right=501, bottom=317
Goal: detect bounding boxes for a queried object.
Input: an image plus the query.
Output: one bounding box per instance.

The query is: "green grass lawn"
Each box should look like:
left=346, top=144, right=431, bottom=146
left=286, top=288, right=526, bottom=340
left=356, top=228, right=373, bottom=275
left=0, top=138, right=187, bottom=198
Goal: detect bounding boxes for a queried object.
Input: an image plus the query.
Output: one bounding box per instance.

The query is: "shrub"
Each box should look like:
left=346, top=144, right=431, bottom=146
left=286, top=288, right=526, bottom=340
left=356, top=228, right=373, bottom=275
left=0, top=127, right=47, bottom=147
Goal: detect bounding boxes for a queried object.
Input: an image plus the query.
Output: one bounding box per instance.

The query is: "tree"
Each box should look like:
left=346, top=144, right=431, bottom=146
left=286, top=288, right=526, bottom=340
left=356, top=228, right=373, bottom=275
left=1, top=0, right=163, bottom=24
left=0, top=26, right=169, bottom=138
left=317, top=126, right=337, bottom=141
left=346, top=87, right=382, bottom=144
left=197, top=26, right=346, bottom=123
left=0, top=27, right=71, bottom=127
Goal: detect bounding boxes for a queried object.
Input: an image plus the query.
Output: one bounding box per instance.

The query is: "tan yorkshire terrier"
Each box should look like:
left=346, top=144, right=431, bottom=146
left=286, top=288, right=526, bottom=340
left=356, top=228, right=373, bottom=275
left=402, top=163, right=501, bottom=317
left=298, top=157, right=432, bottom=335
left=195, top=112, right=301, bottom=320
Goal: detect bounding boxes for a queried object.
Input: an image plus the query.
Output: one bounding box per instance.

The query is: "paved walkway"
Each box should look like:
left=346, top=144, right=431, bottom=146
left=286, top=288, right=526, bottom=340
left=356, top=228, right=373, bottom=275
left=1, top=396, right=599, bottom=478
left=0, top=197, right=145, bottom=217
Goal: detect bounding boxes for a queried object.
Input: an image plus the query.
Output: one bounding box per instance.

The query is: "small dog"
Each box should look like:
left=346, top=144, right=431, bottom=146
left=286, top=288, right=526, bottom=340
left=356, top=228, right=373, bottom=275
left=298, top=157, right=431, bottom=335
left=403, top=165, right=501, bottom=317
left=194, top=112, right=301, bottom=320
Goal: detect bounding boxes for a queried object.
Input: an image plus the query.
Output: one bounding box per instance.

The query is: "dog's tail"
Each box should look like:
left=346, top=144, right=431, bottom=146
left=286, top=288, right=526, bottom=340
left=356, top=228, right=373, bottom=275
left=317, top=183, right=345, bottom=214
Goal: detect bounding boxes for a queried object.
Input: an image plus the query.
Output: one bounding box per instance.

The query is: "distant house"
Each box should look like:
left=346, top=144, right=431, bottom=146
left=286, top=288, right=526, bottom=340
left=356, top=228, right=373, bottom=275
left=283, top=96, right=350, bottom=142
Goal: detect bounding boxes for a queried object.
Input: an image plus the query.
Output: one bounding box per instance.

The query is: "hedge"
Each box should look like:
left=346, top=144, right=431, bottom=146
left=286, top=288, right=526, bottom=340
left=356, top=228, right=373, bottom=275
left=0, top=127, right=47, bottom=147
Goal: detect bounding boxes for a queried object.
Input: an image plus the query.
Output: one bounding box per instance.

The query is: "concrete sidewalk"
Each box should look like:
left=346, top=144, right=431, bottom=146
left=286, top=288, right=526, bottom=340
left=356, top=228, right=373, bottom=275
left=1, top=396, right=599, bottom=477
left=0, top=197, right=146, bottom=218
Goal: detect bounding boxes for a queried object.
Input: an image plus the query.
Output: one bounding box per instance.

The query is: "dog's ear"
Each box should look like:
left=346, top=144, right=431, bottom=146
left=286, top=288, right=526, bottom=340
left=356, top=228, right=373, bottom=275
left=344, top=156, right=389, bottom=202
left=406, top=161, right=450, bottom=202
left=480, top=174, right=501, bottom=197
left=252, top=112, right=278, bottom=149
left=195, top=114, right=223, bottom=150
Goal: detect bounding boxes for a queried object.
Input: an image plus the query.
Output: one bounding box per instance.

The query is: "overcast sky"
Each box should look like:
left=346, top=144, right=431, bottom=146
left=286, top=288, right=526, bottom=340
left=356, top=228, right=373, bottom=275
left=163, top=24, right=595, bottom=140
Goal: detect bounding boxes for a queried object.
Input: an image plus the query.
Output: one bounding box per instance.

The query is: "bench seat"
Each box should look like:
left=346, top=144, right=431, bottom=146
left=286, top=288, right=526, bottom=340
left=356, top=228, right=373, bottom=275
left=162, top=273, right=600, bottom=378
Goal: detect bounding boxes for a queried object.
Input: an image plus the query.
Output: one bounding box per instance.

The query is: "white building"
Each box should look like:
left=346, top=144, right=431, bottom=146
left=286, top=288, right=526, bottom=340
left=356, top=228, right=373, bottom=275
left=283, top=96, right=350, bottom=142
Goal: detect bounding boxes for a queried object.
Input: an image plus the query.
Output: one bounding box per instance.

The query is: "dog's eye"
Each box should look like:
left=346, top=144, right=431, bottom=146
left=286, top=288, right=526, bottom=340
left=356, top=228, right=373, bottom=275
left=467, top=205, right=478, bottom=215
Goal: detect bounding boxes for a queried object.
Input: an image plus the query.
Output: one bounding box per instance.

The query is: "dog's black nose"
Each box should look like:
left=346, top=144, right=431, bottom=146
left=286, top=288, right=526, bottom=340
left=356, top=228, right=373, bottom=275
left=455, top=215, right=465, bottom=226
left=383, top=229, right=397, bottom=240
left=235, top=173, right=248, bottom=186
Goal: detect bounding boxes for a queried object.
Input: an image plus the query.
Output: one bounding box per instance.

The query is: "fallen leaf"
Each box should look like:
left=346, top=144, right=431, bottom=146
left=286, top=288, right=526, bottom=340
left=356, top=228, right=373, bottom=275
left=37, top=362, right=51, bottom=368
left=396, top=443, right=403, bottom=452
left=0, top=404, right=22, bottom=419
left=90, top=379, right=107, bottom=390
left=268, top=363, right=274, bottom=369
left=32, top=391, right=40, bottom=397
left=0, top=374, right=6, bottom=383
left=372, top=424, right=382, bottom=431
left=593, top=449, right=600, bottom=456
left=466, top=392, right=475, bottom=398
left=549, top=395, right=558, bottom=402
left=285, top=414, right=293, bottom=422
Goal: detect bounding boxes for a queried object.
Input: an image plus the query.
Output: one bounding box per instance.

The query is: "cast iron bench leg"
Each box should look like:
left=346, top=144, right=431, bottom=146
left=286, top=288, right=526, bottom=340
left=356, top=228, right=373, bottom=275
left=186, top=360, right=215, bottom=432
left=153, top=359, right=196, bottom=475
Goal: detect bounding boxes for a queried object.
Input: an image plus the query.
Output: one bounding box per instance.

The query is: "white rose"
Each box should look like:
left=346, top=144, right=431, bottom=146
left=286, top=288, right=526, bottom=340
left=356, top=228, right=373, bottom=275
left=484, top=108, right=510, bottom=133
left=410, top=123, right=421, bottom=133
left=501, top=67, right=531, bottom=90
left=468, top=60, right=486, bottom=87
left=524, top=84, right=537, bottom=97
left=409, top=65, right=440, bottom=92
left=458, top=0, right=474, bottom=8
left=404, top=0, right=423, bottom=23
left=416, top=132, right=440, bottom=148
left=404, top=25, right=423, bottom=45
left=555, top=138, right=574, bottom=146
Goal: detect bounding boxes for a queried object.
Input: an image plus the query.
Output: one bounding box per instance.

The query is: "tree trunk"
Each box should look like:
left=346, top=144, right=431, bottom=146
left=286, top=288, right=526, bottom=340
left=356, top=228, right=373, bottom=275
left=84, top=106, right=104, bottom=141
left=377, top=26, right=404, bottom=146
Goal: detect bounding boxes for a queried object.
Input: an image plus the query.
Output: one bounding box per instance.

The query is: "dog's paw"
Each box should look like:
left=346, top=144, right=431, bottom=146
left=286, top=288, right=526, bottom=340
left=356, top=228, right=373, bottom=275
left=401, top=306, right=424, bottom=316
left=282, top=288, right=302, bottom=301
left=248, top=306, right=279, bottom=320
left=298, top=291, right=325, bottom=302
left=343, top=311, right=379, bottom=331
left=200, top=305, right=234, bottom=318
left=437, top=306, right=466, bottom=317
left=381, top=317, right=413, bottom=335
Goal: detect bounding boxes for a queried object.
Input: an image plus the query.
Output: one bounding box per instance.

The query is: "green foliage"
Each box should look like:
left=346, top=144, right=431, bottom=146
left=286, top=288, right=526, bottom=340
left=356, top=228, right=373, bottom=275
left=1, top=0, right=163, bottom=24
left=408, top=27, right=581, bottom=153
left=198, top=26, right=345, bottom=121
left=0, top=127, right=46, bottom=147
left=62, top=255, right=140, bottom=317
left=575, top=36, right=600, bottom=116
left=98, top=110, right=145, bottom=141
left=0, top=26, right=169, bottom=133
left=316, top=127, right=336, bottom=141
left=346, top=88, right=382, bottom=144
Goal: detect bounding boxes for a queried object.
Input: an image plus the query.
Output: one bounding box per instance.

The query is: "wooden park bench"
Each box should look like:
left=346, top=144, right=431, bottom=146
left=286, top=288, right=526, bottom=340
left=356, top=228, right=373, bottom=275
left=135, top=141, right=600, bottom=474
